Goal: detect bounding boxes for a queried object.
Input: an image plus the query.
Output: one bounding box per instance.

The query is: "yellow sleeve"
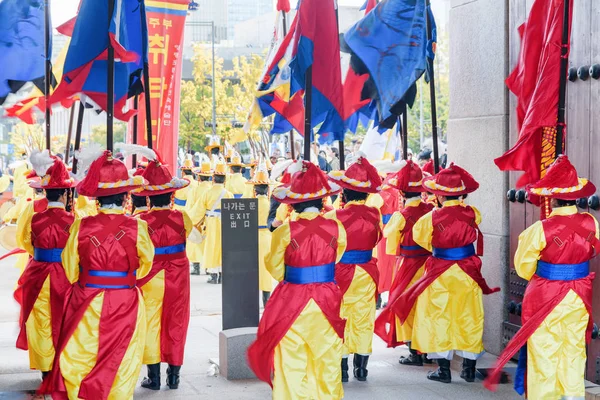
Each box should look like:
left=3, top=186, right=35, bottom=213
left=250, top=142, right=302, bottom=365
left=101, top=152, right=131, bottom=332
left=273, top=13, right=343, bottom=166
left=412, top=211, right=434, bottom=252
left=324, top=210, right=336, bottom=220
left=471, top=205, right=482, bottom=225
left=366, top=193, right=384, bottom=209
left=62, top=219, right=81, bottom=284
left=384, top=212, right=406, bottom=256
left=136, top=219, right=155, bottom=280
left=275, top=203, right=289, bottom=223
left=514, top=221, right=546, bottom=281
left=16, top=202, right=35, bottom=254
left=193, top=191, right=208, bottom=226
left=182, top=211, right=193, bottom=237
left=334, top=219, right=347, bottom=263
left=265, top=222, right=291, bottom=282
left=584, top=213, right=600, bottom=239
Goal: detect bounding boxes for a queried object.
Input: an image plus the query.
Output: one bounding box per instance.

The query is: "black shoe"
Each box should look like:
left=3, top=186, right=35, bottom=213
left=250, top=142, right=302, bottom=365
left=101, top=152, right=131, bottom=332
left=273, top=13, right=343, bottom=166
left=341, top=358, right=349, bottom=383
left=191, top=263, right=200, bottom=275
left=423, top=354, right=434, bottom=364
left=376, top=294, right=382, bottom=310
left=399, top=348, right=423, bottom=366
left=262, top=291, right=271, bottom=307
left=460, top=359, right=477, bottom=382
left=353, top=354, right=369, bottom=382
left=427, top=359, right=451, bottom=384
left=166, top=365, right=181, bottom=389
left=217, top=272, right=222, bottom=284
left=207, top=273, right=218, bottom=284
left=141, top=363, right=161, bottom=390
left=204, top=268, right=208, bottom=275
left=41, top=371, right=49, bottom=381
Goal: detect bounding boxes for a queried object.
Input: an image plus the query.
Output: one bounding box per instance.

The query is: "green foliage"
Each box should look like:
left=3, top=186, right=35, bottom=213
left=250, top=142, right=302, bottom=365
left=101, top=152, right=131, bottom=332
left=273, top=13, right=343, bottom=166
left=89, top=123, right=126, bottom=146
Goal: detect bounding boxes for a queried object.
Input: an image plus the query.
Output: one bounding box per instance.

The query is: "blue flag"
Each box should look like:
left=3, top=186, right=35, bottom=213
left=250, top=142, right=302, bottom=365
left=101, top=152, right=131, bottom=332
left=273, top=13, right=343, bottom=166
left=344, top=0, right=436, bottom=124
left=0, top=0, right=50, bottom=104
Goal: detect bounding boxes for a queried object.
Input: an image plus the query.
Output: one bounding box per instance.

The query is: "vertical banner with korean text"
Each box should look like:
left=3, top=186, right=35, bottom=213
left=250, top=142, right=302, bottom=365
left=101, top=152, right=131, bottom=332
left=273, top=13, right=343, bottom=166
left=127, top=0, right=188, bottom=174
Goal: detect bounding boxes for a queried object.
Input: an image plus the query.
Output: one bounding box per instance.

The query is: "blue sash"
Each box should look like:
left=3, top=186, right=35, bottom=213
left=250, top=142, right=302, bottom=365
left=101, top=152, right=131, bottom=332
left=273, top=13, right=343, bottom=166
left=33, top=247, right=63, bottom=263
left=258, top=225, right=268, bottom=229
left=284, top=263, right=335, bottom=284
left=174, top=198, right=186, bottom=206
left=340, top=249, right=373, bottom=264
left=155, top=243, right=186, bottom=255
left=382, top=214, right=392, bottom=225
left=432, top=244, right=475, bottom=260
left=399, top=244, right=430, bottom=258
left=81, top=269, right=137, bottom=289
left=233, top=194, right=243, bottom=199
left=536, top=260, right=589, bottom=281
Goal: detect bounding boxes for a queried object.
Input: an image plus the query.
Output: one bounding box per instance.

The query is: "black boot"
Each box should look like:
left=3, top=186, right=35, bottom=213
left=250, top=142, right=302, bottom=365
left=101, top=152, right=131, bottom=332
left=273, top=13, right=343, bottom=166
left=166, top=365, right=181, bottom=389
left=41, top=371, right=49, bottom=381
left=191, top=263, right=200, bottom=275
left=423, top=353, right=434, bottom=364
left=460, top=358, right=477, bottom=382
left=376, top=294, right=382, bottom=310
left=207, top=273, right=218, bottom=284
left=353, top=354, right=369, bottom=382
left=427, top=359, right=451, bottom=383
left=141, top=363, right=161, bottom=390
left=262, top=291, right=271, bottom=307
left=218, top=272, right=222, bottom=284
left=204, top=268, right=208, bottom=275
left=399, top=346, right=423, bottom=366
left=341, top=358, right=349, bottom=383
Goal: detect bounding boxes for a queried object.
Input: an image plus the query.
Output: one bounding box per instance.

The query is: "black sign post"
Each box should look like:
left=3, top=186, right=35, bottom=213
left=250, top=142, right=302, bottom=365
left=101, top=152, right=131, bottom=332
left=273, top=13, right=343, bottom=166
left=221, top=198, right=259, bottom=330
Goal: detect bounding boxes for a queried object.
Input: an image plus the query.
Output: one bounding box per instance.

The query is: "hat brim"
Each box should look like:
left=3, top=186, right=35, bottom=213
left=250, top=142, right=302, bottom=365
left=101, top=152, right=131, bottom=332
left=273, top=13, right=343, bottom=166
left=29, top=181, right=77, bottom=189
left=387, top=178, right=427, bottom=193
left=421, top=175, right=477, bottom=196
left=526, top=180, right=596, bottom=201
left=77, top=183, right=143, bottom=198
left=333, top=179, right=379, bottom=194
left=272, top=185, right=341, bottom=204
left=135, top=178, right=190, bottom=197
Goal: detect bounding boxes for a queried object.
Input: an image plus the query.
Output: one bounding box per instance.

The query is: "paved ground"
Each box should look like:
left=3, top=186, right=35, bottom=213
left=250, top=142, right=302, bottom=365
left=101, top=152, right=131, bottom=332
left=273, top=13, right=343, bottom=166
left=0, top=251, right=520, bottom=399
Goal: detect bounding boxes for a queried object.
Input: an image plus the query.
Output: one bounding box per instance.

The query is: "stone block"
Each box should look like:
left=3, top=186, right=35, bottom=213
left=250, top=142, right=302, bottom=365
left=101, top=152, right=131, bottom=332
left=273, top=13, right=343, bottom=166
left=447, top=115, right=509, bottom=237
left=449, top=0, right=508, bottom=119
left=219, top=327, right=257, bottom=380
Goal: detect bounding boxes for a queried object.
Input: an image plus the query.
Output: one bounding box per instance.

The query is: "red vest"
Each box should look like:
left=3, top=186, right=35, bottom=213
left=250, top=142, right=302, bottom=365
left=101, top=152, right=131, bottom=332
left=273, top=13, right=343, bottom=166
left=140, top=209, right=186, bottom=261
left=540, top=213, right=596, bottom=264
left=380, top=187, right=400, bottom=217
left=77, top=213, right=139, bottom=288
left=431, top=205, right=479, bottom=248
left=33, top=197, right=49, bottom=213
left=285, top=216, right=339, bottom=267
left=335, top=204, right=381, bottom=251
left=397, top=201, right=434, bottom=255
left=31, top=208, right=74, bottom=250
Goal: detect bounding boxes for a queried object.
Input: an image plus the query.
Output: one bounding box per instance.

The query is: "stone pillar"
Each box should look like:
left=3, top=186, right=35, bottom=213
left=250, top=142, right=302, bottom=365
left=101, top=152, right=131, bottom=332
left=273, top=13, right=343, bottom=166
left=447, top=0, right=509, bottom=355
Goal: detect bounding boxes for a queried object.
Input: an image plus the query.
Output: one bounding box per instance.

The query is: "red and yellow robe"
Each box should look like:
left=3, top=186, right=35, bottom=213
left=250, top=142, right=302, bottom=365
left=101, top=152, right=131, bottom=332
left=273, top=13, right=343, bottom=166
left=138, top=207, right=192, bottom=366
left=374, top=187, right=400, bottom=292
left=247, top=211, right=347, bottom=399
left=394, top=200, right=499, bottom=358
left=328, top=201, right=382, bottom=356
left=40, top=208, right=154, bottom=400
left=375, top=198, right=434, bottom=347
left=485, top=206, right=598, bottom=399
left=14, top=203, right=73, bottom=371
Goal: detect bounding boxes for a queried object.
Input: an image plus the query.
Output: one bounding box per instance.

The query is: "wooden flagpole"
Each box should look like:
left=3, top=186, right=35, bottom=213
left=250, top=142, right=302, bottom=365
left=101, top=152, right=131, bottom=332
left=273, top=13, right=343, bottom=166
left=304, top=66, right=313, bottom=162
left=44, top=0, right=52, bottom=151
left=107, top=0, right=115, bottom=152
left=555, top=0, right=570, bottom=157
left=425, top=0, right=439, bottom=173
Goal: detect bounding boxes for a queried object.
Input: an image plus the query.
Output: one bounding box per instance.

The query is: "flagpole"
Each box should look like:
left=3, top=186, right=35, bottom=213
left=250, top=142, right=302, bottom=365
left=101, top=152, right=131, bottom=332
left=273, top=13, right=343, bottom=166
left=425, top=1, right=439, bottom=173
left=555, top=0, right=570, bottom=157
left=72, top=101, right=85, bottom=174
left=334, top=1, right=345, bottom=169
left=107, top=0, right=115, bottom=152
left=402, top=106, right=408, bottom=160
left=132, top=95, right=139, bottom=168
left=282, top=12, right=295, bottom=160
left=65, top=104, right=76, bottom=162
left=141, top=3, right=153, bottom=149
left=304, top=66, right=313, bottom=161
left=44, top=0, right=51, bottom=151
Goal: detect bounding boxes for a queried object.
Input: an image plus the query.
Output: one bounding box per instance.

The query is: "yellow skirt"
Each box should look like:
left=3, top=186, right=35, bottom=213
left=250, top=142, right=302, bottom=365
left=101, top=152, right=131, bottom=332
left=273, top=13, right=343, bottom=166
left=141, top=270, right=165, bottom=365
left=395, top=264, right=425, bottom=343
left=258, top=229, right=273, bottom=292
left=527, top=289, right=588, bottom=400
left=341, top=267, right=376, bottom=355
left=411, top=264, right=484, bottom=355
left=273, top=299, right=343, bottom=400
left=187, top=242, right=203, bottom=264
left=26, top=276, right=54, bottom=371
left=202, top=217, right=222, bottom=272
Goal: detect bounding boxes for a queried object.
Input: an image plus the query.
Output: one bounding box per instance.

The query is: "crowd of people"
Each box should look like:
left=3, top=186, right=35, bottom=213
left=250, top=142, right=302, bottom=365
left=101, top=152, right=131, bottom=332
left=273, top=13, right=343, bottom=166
left=1, top=135, right=597, bottom=400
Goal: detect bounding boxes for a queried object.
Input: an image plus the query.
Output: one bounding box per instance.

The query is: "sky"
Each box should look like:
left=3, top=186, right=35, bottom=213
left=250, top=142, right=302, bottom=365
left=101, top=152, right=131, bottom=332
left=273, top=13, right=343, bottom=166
left=51, top=0, right=367, bottom=27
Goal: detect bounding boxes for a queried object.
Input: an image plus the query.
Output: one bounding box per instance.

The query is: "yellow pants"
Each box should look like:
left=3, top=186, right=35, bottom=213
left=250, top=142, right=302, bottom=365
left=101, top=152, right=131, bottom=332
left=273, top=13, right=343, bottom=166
left=341, top=267, right=376, bottom=355
left=26, top=276, right=54, bottom=371
left=527, top=289, right=588, bottom=400
left=273, top=300, right=343, bottom=400
left=394, top=265, right=424, bottom=343
left=141, top=270, right=165, bottom=364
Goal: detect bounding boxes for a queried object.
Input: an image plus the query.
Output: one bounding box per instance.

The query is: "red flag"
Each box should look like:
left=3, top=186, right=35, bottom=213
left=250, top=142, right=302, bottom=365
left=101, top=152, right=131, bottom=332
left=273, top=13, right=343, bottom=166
left=277, top=0, right=290, bottom=12
left=494, top=0, right=572, bottom=187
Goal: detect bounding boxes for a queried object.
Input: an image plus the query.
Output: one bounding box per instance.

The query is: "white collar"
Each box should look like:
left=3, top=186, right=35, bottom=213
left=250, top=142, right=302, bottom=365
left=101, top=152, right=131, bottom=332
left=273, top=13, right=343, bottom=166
left=47, top=201, right=65, bottom=208
left=304, top=207, right=320, bottom=213
left=100, top=204, right=124, bottom=210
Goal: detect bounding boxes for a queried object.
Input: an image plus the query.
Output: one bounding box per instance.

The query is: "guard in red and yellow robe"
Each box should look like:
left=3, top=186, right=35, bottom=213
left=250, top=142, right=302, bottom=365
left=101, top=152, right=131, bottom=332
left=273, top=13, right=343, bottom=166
left=40, top=150, right=153, bottom=400
left=485, top=156, right=598, bottom=399
left=327, top=157, right=382, bottom=382
left=135, top=155, right=192, bottom=390
left=14, top=153, right=76, bottom=374
left=394, top=163, right=499, bottom=384
left=375, top=160, right=434, bottom=365
left=248, top=162, right=347, bottom=400
left=375, top=179, right=400, bottom=294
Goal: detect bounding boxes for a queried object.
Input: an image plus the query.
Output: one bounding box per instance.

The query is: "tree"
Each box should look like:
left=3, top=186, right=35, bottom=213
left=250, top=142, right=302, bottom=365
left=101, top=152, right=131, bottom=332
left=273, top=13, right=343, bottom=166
left=9, top=122, right=68, bottom=156
left=89, top=123, right=126, bottom=147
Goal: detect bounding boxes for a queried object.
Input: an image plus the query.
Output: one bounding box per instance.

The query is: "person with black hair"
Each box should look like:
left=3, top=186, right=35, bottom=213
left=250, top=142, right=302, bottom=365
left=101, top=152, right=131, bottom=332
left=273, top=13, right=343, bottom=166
left=187, top=162, right=213, bottom=275
left=326, top=157, right=383, bottom=383
left=375, top=160, right=434, bottom=366
left=394, top=163, right=499, bottom=385
left=131, top=194, right=148, bottom=215
left=174, top=157, right=197, bottom=212
left=135, top=156, right=192, bottom=391
left=485, top=156, right=599, bottom=399
left=194, top=162, right=233, bottom=284
left=225, top=154, right=247, bottom=198
left=40, top=150, right=154, bottom=399
left=248, top=162, right=347, bottom=399
left=14, top=153, right=75, bottom=378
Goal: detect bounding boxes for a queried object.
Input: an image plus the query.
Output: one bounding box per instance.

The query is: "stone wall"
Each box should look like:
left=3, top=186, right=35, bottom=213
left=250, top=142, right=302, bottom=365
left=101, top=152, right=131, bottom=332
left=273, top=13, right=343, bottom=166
left=447, top=0, right=509, bottom=355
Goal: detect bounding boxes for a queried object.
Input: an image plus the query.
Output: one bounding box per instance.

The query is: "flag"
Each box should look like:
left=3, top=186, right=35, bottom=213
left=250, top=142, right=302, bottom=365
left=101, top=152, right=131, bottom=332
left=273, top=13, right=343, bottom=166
left=343, top=0, right=434, bottom=125
left=0, top=0, right=50, bottom=105
left=49, top=0, right=148, bottom=121
left=277, top=0, right=291, bottom=12
left=359, top=120, right=401, bottom=161
left=494, top=0, right=571, bottom=187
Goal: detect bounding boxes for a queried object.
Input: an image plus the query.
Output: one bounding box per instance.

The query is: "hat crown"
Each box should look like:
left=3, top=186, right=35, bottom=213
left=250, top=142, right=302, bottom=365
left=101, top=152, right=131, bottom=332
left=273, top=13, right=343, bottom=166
left=143, top=161, right=173, bottom=186
left=533, top=155, right=580, bottom=189
left=290, top=162, right=332, bottom=195
left=200, top=162, right=211, bottom=173
left=182, top=159, right=194, bottom=169
left=394, top=160, right=423, bottom=190
left=214, top=163, right=227, bottom=175
left=99, top=157, right=130, bottom=183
